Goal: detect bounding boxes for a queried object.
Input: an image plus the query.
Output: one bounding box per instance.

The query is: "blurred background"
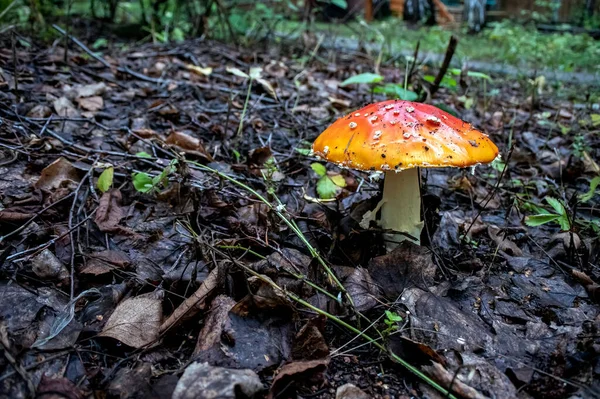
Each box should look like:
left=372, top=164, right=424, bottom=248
left=1, top=0, right=599, bottom=75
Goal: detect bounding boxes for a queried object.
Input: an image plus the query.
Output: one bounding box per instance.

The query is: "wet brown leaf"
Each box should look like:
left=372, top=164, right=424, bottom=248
left=292, top=315, right=329, bottom=361
left=344, top=267, right=379, bottom=313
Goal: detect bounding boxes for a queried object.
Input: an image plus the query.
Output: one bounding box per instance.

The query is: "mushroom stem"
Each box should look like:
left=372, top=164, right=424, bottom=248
left=380, top=168, right=423, bottom=249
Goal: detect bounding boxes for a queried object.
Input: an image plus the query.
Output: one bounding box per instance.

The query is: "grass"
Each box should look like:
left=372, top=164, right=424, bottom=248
left=275, top=18, right=600, bottom=74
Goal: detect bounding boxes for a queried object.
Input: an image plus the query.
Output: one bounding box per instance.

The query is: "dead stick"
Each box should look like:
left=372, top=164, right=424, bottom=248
left=423, top=35, right=458, bottom=101
left=52, top=24, right=112, bottom=69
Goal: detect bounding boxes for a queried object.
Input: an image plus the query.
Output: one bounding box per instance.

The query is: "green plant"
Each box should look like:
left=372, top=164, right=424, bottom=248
left=383, top=310, right=403, bottom=335
left=581, top=176, right=600, bottom=203
left=311, top=162, right=346, bottom=199
left=340, top=72, right=418, bottom=101
left=132, top=159, right=178, bottom=193
left=525, top=197, right=571, bottom=230
left=97, top=166, right=114, bottom=193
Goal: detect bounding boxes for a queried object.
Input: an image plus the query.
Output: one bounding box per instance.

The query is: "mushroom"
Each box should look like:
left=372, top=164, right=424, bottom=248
left=312, top=100, right=499, bottom=249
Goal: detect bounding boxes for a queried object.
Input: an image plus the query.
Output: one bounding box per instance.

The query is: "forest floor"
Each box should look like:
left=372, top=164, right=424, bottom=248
left=1, top=25, right=600, bottom=399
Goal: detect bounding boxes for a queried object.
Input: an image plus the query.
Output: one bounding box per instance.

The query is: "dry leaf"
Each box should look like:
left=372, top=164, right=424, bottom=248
left=53, top=97, right=79, bottom=117
left=81, top=250, right=131, bottom=275
left=172, top=362, right=262, bottom=399
left=73, top=82, right=107, bottom=98
left=99, top=291, right=163, bottom=348
left=165, top=131, right=214, bottom=161
left=77, top=96, right=103, bottom=112
left=35, top=157, right=80, bottom=190
left=160, top=265, right=223, bottom=333
left=95, top=189, right=136, bottom=236
left=186, top=64, right=213, bottom=76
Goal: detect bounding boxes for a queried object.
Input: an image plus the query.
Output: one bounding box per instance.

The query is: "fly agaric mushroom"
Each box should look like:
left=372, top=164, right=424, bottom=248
left=312, top=100, right=499, bottom=249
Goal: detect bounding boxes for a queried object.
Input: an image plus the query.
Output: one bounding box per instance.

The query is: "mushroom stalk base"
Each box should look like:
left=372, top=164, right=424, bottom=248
left=380, top=168, right=423, bottom=250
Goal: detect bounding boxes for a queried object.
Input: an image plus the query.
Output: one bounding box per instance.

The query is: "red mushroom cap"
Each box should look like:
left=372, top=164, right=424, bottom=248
left=312, top=100, right=499, bottom=171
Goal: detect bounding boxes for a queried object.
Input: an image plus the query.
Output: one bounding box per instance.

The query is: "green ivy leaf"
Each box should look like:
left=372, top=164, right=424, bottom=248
left=340, top=73, right=383, bottom=86
left=316, top=176, right=339, bottom=199
left=132, top=172, right=154, bottom=193
left=311, top=162, right=327, bottom=177
left=525, top=214, right=560, bottom=227
left=97, top=167, right=114, bottom=193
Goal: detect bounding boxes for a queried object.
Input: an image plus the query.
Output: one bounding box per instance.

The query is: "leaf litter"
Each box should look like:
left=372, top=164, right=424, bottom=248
left=0, top=28, right=599, bottom=399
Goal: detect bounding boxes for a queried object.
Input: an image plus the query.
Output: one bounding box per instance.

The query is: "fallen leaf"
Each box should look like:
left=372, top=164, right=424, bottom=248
left=336, top=383, right=370, bottom=399
left=30, top=249, right=69, bottom=281
left=99, top=291, right=163, bottom=348
left=35, top=157, right=80, bottom=191
left=95, top=189, right=135, bottom=235
left=160, top=265, right=223, bottom=333
left=488, top=226, right=523, bottom=256
left=344, top=268, right=379, bottom=313
left=73, top=82, right=107, bottom=98
left=172, top=362, right=262, bottom=399
left=186, top=64, right=213, bottom=76
left=53, top=96, right=78, bottom=117
left=77, top=95, right=103, bottom=112
left=81, top=250, right=131, bottom=275
left=27, top=104, right=52, bottom=118
left=193, top=295, right=236, bottom=355
left=37, top=375, right=84, bottom=399
left=292, top=316, right=329, bottom=361
left=108, top=362, right=154, bottom=399
left=166, top=131, right=214, bottom=161
left=268, top=359, right=329, bottom=399
left=368, top=241, right=437, bottom=298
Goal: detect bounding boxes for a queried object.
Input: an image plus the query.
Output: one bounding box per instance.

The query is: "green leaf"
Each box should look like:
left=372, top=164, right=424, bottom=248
left=316, top=176, right=339, bottom=199
left=330, top=174, right=346, bottom=187
left=591, top=114, right=600, bottom=127
left=423, top=74, right=457, bottom=89
left=135, top=151, right=152, bottom=159
left=545, top=197, right=566, bottom=217
left=340, top=73, right=383, bottom=86
left=385, top=310, right=403, bottom=322
left=97, top=167, right=114, bottom=193
left=311, top=162, right=327, bottom=177
left=581, top=176, right=600, bottom=203
left=556, top=215, right=571, bottom=231
left=450, top=68, right=492, bottom=81
left=525, top=214, right=560, bottom=227
left=295, top=148, right=311, bottom=156
left=132, top=172, right=154, bottom=193
left=373, top=83, right=419, bottom=101
left=330, top=0, right=348, bottom=9
left=92, top=38, right=108, bottom=50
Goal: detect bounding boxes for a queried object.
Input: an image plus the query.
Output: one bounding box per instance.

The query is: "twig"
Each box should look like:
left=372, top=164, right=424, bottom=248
left=0, top=324, right=35, bottom=397
left=0, top=192, right=75, bottom=244
left=421, top=35, right=458, bottom=101
left=52, top=24, right=111, bottom=69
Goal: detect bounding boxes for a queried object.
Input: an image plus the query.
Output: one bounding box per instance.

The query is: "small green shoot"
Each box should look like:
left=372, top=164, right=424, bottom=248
left=97, top=167, right=114, bottom=193
left=132, top=160, right=178, bottom=194
left=525, top=197, right=571, bottom=231
left=135, top=151, right=153, bottom=159
left=312, top=163, right=346, bottom=199
left=581, top=176, right=600, bottom=203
